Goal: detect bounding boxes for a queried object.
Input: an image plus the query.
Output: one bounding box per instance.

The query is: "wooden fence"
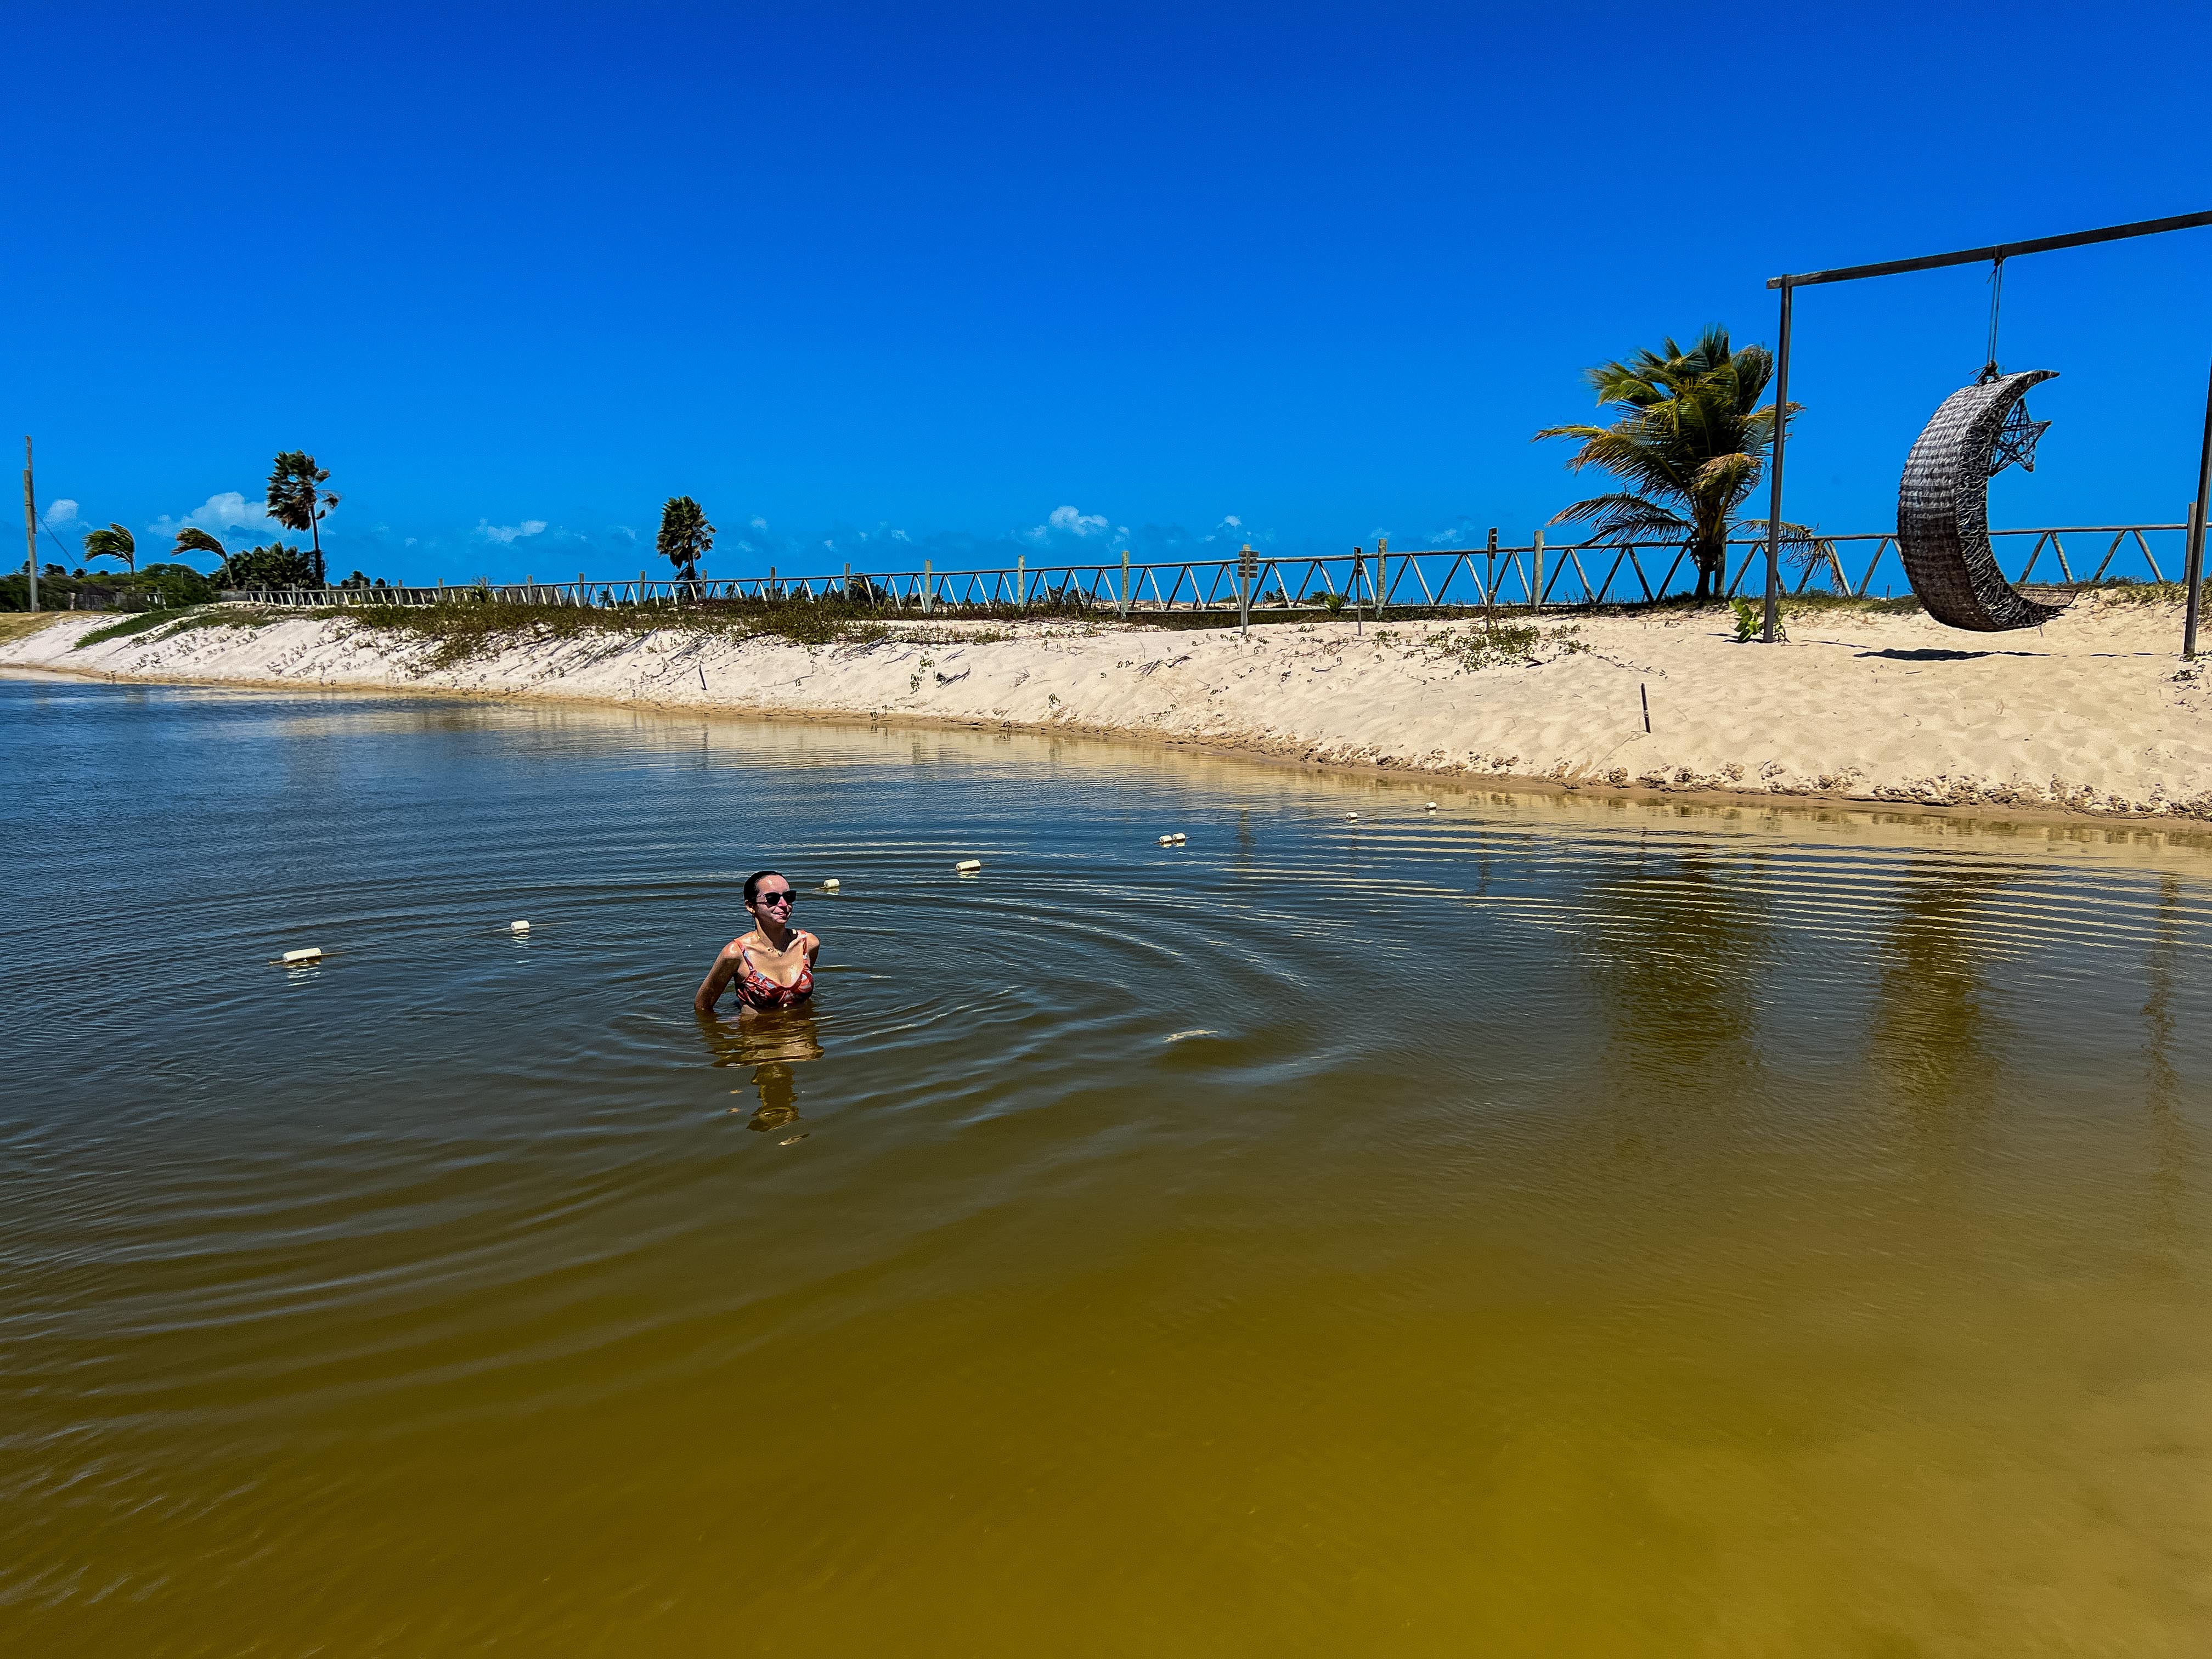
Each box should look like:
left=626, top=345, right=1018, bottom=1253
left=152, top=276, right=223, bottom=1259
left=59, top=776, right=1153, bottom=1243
left=221, top=524, right=2198, bottom=616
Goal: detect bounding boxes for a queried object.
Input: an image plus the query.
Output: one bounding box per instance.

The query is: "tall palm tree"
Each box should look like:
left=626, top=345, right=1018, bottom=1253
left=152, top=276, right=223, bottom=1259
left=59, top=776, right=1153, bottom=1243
left=267, top=452, right=341, bottom=586
left=81, top=523, right=137, bottom=574
left=174, top=526, right=232, bottom=583
left=1535, top=326, right=1810, bottom=601
left=657, top=496, right=714, bottom=586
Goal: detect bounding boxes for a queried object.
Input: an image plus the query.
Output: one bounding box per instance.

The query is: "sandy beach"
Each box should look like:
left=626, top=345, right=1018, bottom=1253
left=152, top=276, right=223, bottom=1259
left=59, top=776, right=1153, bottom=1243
left=8, top=597, right=2212, bottom=819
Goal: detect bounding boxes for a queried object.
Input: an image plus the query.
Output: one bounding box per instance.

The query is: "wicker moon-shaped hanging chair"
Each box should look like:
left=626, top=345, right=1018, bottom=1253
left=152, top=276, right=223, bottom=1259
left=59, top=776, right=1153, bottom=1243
left=1897, top=369, right=2074, bottom=631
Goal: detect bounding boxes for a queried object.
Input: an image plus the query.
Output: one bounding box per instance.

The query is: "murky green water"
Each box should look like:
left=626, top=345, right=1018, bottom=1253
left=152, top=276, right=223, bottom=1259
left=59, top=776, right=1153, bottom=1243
left=4, top=675, right=2210, bottom=1655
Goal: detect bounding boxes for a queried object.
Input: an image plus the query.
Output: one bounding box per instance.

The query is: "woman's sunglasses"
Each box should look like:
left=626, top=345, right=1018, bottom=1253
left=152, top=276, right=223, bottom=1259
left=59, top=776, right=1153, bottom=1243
left=754, top=890, right=797, bottom=909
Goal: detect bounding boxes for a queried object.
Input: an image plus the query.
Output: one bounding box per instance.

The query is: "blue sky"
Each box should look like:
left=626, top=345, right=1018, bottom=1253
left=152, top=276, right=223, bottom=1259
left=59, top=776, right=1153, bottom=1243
left=7, top=1, right=2212, bottom=584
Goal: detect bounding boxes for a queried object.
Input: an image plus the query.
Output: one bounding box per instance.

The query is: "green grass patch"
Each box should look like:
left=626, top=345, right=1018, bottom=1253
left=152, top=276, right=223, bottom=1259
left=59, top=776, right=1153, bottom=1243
left=72, top=603, right=287, bottom=650
left=75, top=609, right=184, bottom=647
left=2082, top=578, right=2211, bottom=608
left=1421, top=622, right=1585, bottom=672
left=329, top=596, right=934, bottom=668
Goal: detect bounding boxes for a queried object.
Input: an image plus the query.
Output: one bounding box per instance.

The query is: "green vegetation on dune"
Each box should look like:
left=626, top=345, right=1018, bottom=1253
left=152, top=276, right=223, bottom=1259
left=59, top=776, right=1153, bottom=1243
left=331, top=596, right=910, bottom=668
left=73, top=605, right=289, bottom=648
left=76, top=610, right=189, bottom=647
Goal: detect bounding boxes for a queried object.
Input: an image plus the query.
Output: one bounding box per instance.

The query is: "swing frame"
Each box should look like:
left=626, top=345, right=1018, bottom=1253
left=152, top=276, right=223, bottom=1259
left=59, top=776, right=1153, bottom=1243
left=1757, top=208, right=2212, bottom=655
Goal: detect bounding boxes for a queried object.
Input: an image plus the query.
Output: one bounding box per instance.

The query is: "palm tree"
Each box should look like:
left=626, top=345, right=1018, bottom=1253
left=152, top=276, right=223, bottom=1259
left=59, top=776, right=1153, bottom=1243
left=81, top=523, right=137, bottom=574
left=173, top=526, right=233, bottom=584
left=267, top=452, right=341, bottom=586
left=657, top=496, right=715, bottom=586
left=1534, top=326, right=1810, bottom=601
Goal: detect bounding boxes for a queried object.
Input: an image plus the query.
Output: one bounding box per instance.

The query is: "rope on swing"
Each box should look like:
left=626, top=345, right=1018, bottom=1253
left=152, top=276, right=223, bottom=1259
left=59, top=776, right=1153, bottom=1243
left=1979, top=255, right=2006, bottom=382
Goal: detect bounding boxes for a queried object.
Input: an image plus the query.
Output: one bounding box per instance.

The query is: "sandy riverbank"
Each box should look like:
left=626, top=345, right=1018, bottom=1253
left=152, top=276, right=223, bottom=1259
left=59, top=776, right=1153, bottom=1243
left=8, top=597, right=2212, bottom=819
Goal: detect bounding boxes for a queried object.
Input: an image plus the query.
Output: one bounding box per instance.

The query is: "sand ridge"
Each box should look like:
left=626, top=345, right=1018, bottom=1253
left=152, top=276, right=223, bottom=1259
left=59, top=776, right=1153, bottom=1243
left=7, top=597, right=2211, bottom=820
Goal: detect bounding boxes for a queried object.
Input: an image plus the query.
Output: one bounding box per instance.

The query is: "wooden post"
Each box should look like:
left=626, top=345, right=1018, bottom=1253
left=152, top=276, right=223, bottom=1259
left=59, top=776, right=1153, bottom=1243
left=1351, top=546, right=1364, bottom=635
left=2185, top=361, right=2212, bottom=659
left=843, top=561, right=851, bottom=601
left=1238, top=544, right=1253, bottom=637
left=1120, top=549, right=1130, bottom=618
left=1375, top=534, right=1388, bottom=617
left=1532, top=529, right=1544, bottom=611
left=1485, top=527, right=1497, bottom=630
left=20, top=436, right=36, bottom=613
left=1763, top=276, right=1793, bottom=644
left=1016, top=554, right=1025, bottom=612
left=923, top=560, right=934, bottom=616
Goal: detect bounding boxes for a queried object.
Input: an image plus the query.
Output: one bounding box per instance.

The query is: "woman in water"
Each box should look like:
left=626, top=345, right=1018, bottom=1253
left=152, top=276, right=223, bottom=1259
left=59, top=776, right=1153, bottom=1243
left=695, top=869, right=820, bottom=1017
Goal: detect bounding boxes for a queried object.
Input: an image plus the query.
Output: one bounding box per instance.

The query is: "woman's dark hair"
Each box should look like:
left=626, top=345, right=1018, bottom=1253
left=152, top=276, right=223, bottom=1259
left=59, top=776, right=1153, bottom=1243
left=743, top=869, right=787, bottom=907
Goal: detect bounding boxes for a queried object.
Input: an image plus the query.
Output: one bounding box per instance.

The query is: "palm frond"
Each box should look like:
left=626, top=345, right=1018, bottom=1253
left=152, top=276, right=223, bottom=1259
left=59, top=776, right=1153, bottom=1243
left=1693, top=452, right=1762, bottom=507
left=1549, top=493, right=1690, bottom=543
left=82, top=524, right=137, bottom=569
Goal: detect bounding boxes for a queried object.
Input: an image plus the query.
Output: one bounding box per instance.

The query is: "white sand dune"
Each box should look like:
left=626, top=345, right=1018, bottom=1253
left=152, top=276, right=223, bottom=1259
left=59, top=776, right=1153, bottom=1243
left=8, top=596, right=2212, bottom=819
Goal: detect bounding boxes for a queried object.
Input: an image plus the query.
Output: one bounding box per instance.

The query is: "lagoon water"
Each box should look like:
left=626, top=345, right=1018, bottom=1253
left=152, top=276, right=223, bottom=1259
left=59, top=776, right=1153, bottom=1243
left=4, top=673, right=2211, bottom=1655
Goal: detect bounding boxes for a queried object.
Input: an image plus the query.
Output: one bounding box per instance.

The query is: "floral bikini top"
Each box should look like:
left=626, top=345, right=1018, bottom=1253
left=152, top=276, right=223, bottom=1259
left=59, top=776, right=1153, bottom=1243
left=736, top=932, right=814, bottom=1010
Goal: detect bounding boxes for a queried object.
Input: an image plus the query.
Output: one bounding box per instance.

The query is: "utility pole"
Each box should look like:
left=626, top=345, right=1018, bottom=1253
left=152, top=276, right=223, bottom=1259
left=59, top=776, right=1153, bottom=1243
left=21, top=437, right=37, bottom=613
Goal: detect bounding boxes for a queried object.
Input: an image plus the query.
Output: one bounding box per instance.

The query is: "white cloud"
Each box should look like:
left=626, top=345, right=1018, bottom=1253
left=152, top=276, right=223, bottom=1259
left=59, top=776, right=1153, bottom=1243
left=477, top=519, right=548, bottom=544
left=146, top=490, right=285, bottom=545
left=188, top=492, right=270, bottom=531
left=1223, top=514, right=1242, bottom=528
left=749, top=517, right=769, bottom=532
left=1051, top=505, right=1109, bottom=535
left=42, top=498, right=77, bottom=528
left=1024, top=504, right=1111, bottom=543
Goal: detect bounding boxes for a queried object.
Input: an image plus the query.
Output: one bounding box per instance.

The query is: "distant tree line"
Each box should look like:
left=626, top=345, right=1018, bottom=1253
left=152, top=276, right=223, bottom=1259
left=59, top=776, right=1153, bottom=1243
left=5, top=449, right=371, bottom=610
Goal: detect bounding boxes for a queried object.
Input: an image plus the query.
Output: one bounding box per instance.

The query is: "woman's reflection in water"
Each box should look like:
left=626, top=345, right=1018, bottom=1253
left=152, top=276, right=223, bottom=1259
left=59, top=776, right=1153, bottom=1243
left=697, top=1007, right=827, bottom=1141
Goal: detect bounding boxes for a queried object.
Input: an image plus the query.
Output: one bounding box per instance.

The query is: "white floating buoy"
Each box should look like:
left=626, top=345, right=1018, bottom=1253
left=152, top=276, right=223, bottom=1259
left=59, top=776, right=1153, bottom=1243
left=510, top=919, right=531, bottom=932
left=1345, top=812, right=1359, bottom=822
left=822, top=878, right=840, bottom=891
left=1158, top=834, right=1175, bottom=845
left=281, top=947, right=323, bottom=964
left=955, top=859, right=983, bottom=873
left=1424, top=802, right=1438, bottom=812
left=1171, top=833, right=1186, bottom=844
